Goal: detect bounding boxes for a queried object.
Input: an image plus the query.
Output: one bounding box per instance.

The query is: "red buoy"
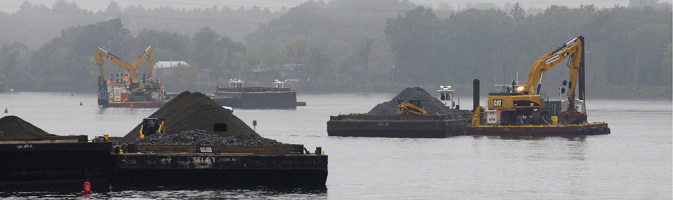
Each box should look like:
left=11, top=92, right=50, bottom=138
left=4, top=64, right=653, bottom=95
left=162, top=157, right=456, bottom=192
left=130, top=104, right=133, bottom=108
left=71, top=93, right=74, bottom=96
left=80, top=102, right=83, bottom=106
left=82, top=181, right=92, bottom=194
left=3, top=108, right=6, bottom=113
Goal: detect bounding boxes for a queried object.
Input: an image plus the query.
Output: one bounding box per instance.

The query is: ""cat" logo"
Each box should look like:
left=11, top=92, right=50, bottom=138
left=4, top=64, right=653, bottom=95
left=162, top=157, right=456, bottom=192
left=493, top=99, right=503, bottom=107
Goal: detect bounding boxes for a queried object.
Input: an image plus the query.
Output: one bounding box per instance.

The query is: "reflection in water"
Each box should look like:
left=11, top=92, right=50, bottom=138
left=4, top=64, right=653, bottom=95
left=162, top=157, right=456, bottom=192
left=3, top=187, right=327, bottom=199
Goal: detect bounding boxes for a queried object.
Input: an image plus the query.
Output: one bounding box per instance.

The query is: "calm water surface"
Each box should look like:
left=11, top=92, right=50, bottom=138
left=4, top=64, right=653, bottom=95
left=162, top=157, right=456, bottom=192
left=0, top=92, right=671, bottom=199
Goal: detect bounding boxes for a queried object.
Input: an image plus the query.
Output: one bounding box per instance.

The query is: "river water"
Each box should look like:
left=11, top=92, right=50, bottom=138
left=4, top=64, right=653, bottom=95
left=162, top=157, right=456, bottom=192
left=0, top=92, right=671, bottom=199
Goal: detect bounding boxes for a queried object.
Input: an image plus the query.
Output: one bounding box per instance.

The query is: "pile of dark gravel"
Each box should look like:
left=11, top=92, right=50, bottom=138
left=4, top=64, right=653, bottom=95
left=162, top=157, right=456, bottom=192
left=120, top=91, right=263, bottom=143
left=366, top=87, right=472, bottom=119
left=133, top=129, right=284, bottom=146
left=0, top=115, right=55, bottom=138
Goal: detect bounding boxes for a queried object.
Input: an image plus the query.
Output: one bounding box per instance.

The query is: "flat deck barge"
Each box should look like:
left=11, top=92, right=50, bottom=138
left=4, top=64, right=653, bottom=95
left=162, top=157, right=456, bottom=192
left=0, top=136, right=112, bottom=191
left=0, top=138, right=327, bottom=191
left=213, top=79, right=299, bottom=109
left=327, top=114, right=469, bottom=138
left=327, top=114, right=609, bottom=138
left=465, top=122, right=610, bottom=137
left=114, top=144, right=327, bottom=188
left=214, top=88, right=297, bottom=109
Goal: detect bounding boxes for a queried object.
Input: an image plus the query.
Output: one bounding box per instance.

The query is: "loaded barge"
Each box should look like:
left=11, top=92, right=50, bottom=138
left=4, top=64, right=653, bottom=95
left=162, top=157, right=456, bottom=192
left=0, top=136, right=327, bottom=191
left=328, top=36, right=610, bottom=138
left=213, top=79, right=302, bottom=109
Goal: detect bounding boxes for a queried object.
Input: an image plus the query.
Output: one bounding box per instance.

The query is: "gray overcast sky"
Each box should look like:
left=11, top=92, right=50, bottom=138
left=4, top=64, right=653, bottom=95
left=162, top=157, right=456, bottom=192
left=0, top=0, right=632, bottom=13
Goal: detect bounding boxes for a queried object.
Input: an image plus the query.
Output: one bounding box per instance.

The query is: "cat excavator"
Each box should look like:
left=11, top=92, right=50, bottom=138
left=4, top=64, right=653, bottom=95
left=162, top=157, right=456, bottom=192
left=139, top=118, right=165, bottom=138
left=486, top=36, right=587, bottom=125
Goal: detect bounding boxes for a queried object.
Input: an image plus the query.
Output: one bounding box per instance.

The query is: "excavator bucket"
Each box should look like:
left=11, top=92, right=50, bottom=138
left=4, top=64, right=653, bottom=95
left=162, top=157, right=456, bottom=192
left=558, top=111, right=587, bottom=124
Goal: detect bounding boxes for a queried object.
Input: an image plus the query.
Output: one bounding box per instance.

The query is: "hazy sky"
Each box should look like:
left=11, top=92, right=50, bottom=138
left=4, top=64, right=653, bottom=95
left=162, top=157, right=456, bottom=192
left=0, top=0, right=632, bottom=13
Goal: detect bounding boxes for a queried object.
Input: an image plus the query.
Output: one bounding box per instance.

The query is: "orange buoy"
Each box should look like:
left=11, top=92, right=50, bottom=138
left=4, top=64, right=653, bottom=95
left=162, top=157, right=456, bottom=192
left=130, top=104, right=133, bottom=108
left=82, top=181, right=92, bottom=194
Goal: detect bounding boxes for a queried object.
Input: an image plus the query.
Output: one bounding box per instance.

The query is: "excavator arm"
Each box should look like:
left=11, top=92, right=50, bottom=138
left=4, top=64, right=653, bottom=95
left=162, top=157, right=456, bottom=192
left=523, top=36, right=584, bottom=100
left=95, top=47, right=139, bottom=85
left=131, top=46, right=154, bottom=79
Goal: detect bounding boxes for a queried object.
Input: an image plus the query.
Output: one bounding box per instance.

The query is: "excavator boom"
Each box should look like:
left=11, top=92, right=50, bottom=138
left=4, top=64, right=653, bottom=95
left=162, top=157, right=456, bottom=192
left=95, top=47, right=139, bottom=84
left=131, top=46, right=154, bottom=78
left=522, top=36, right=584, bottom=99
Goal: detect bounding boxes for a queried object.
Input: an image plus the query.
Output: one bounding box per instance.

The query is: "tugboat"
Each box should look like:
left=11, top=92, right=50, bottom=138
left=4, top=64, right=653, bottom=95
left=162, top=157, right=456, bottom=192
left=437, top=85, right=459, bottom=109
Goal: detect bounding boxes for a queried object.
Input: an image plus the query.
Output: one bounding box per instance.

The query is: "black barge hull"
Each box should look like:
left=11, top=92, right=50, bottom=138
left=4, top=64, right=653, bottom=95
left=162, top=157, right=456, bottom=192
left=327, top=114, right=609, bottom=138
left=111, top=154, right=328, bottom=188
left=0, top=139, right=112, bottom=191
left=327, top=115, right=468, bottom=138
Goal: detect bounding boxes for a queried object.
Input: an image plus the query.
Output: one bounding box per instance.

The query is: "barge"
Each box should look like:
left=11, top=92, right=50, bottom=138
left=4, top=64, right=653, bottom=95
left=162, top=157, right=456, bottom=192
left=327, top=81, right=610, bottom=138
left=0, top=136, right=327, bottom=191
left=327, top=114, right=468, bottom=138
left=465, top=122, right=610, bottom=137
left=0, top=136, right=112, bottom=191
left=213, top=79, right=299, bottom=109
left=113, top=144, right=327, bottom=189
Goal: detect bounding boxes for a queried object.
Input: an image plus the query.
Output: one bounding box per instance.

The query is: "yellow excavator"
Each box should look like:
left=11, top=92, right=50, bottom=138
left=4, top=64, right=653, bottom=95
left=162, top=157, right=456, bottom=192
left=486, top=36, right=587, bottom=125
left=139, top=118, right=165, bottom=138
left=95, top=46, right=164, bottom=107
left=131, top=46, right=164, bottom=94
left=397, top=99, right=427, bottom=115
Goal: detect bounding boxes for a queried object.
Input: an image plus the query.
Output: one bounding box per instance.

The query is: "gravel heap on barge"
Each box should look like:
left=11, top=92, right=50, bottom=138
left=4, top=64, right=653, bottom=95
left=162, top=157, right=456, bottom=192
left=133, top=129, right=283, bottom=146
left=0, top=115, right=55, bottom=138
left=120, top=91, right=267, bottom=143
left=367, top=87, right=471, bottom=119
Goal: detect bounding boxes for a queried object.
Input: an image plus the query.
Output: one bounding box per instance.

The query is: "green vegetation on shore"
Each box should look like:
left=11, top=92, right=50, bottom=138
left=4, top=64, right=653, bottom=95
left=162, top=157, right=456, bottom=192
left=0, top=1, right=670, bottom=99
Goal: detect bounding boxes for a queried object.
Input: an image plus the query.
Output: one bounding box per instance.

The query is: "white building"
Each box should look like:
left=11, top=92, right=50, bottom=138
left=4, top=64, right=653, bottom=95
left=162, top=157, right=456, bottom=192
left=152, top=61, right=191, bottom=80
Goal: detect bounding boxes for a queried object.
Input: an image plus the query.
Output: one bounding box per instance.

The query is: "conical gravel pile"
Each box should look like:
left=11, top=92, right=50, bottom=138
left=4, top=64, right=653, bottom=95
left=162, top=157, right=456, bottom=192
left=0, top=115, right=55, bottom=138
left=120, top=91, right=262, bottom=143
left=366, top=87, right=471, bottom=119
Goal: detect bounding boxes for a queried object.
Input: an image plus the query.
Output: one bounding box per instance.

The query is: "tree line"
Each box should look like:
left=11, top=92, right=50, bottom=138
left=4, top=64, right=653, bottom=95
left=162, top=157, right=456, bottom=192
left=0, top=0, right=670, bottom=98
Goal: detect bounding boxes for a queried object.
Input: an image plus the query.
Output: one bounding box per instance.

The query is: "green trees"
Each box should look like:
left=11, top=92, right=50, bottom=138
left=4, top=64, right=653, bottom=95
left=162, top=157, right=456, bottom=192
left=510, top=3, right=526, bottom=22
left=383, top=5, right=671, bottom=98
left=0, top=3, right=669, bottom=98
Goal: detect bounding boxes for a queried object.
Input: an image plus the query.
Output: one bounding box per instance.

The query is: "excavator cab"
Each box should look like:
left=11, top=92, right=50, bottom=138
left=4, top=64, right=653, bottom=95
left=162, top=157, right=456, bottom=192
left=397, top=99, right=427, bottom=115
left=140, top=118, right=165, bottom=138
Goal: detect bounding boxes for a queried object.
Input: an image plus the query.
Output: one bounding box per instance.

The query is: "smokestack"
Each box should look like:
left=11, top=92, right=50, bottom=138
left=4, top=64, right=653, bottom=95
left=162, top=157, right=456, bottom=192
left=473, top=79, right=480, bottom=111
